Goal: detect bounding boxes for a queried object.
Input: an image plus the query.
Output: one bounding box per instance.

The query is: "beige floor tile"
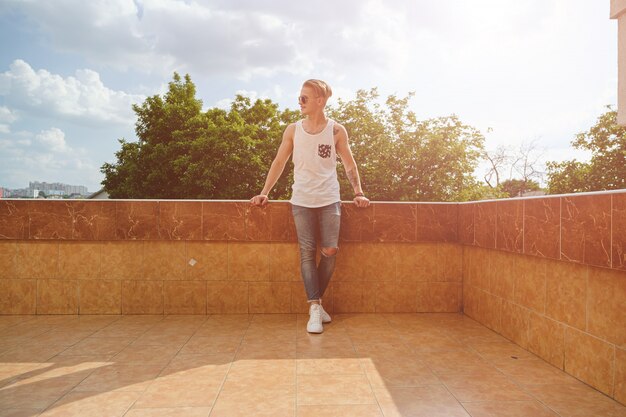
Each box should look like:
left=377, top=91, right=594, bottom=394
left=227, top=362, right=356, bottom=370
left=0, top=339, right=23, bottom=356
left=197, top=321, right=251, bottom=335
left=250, top=313, right=297, bottom=324
left=0, top=324, right=51, bottom=339
left=130, top=333, right=191, bottom=347
left=296, top=348, right=359, bottom=360
left=493, top=358, right=579, bottom=387
left=209, top=385, right=295, bottom=417
left=90, top=324, right=154, bottom=339
left=348, top=330, right=405, bottom=345
left=0, top=363, right=51, bottom=385
left=1, top=312, right=624, bottom=417
left=469, top=341, right=538, bottom=365
left=0, top=408, right=44, bottom=417
left=336, top=314, right=390, bottom=327
left=296, top=358, right=363, bottom=375
left=5, top=357, right=109, bottom=386
left=352, top=342, right=414, bottom=356
left=296, top=334, right=354, bottom=349
left=57, top=337, right=134, bottom=357
left=0, top=316, right=34, bottom=328
left=242, top=333, right=296, bottom=346
left=296, top=330, right=352, bottom=342
left=461, top=400, right=560, bottom=417
left=73, top=364, right=164, bottom=392
left=296, top=404, right=383, bottom=417
left=421, top=349, right=496, bottom=376
left=0, top=377, right=80, bottom=409
left=0, top=372, right=22, bottom=389
left=29, top=330, right=94, bottom=347
left=445, top=327, right=508, bottom=345
left=439, top=371, right=533, bottom=402
left=402, top=331, right=466, bottom=352
left=124, top=407, right=212, bottom=417
left=0, top=344, right=68, bottom=362
left=133, top=378, right=222, bottom=408
left=159, top=352, right=233, bottom=379
left=361, top=357, right=440, bottom=387
left=296, top=336, right=356, bottom=358
left=179, top=335, right=242, bottom=355
left=525, top=383, right=626, bottom=417
left=297, top=373, right=376, bottom=405
left=40, top=355, right=115, bottom=369
left=39, top=390, right=140, bottom=416
left=373, top=385, right=471, bottom=417
left=234, top=343, right=296, bottom=360
left=111, top=344, right=180, bottom=365
left=224, top=358, right=295, bottom=388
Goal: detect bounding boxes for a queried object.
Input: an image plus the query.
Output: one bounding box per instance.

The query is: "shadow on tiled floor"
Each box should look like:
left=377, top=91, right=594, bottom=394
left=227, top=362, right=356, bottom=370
left=0, top=313, right=624, bottom=417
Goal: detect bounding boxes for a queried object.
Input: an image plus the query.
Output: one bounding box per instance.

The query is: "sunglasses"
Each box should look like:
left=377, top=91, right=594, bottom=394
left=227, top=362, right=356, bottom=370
left=298, top=95, right=319, bottom=104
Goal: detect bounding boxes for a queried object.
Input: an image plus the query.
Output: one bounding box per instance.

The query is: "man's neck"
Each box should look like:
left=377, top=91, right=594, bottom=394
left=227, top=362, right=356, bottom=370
left=306, top=111, right=327, bottom=126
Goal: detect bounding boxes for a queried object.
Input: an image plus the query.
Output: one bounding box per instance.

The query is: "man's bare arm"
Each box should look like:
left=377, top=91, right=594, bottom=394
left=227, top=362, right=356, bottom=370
left=335, top=124, right=369, bottom=208
left=334, top=124, right=364, bottom=195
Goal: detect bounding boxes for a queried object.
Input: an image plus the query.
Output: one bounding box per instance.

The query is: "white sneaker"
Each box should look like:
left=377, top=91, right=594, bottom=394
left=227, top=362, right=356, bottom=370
left=307, top=303, right=323, bottom=333
left=319, top=303, right=332, bottom=323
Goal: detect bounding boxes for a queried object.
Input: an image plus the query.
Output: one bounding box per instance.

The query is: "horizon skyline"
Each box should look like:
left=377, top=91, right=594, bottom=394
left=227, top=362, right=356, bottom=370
left=0, top=1, right=617, bottom=192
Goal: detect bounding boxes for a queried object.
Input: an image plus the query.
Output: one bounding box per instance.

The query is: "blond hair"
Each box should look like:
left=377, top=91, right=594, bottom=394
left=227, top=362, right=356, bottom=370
left=303, top=79, right=332, bottom=100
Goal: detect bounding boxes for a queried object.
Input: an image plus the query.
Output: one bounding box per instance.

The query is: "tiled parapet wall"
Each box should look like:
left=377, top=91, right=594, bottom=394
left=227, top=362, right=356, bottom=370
left=0, top=241, right=462, bottom=315
left=458, top=190, right=626, bottom=406
left=458, top=190, right=626, bottom=271
left=0, top=200, right=462, bottom=315
left=0, top=200, right=458, bottom=243
left=462, top=246, right=626, bottom=406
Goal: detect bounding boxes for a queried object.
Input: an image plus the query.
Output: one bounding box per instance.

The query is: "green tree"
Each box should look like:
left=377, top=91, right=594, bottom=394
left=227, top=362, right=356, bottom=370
left=499, top=178, right=541, bottom=197
left=546, top=108, right=626, bottom=194
left=103, top=77, right=486, bottom=201
left=101, top=73, right=298, bottom=198
left=328, top=88, right=486, bottom=201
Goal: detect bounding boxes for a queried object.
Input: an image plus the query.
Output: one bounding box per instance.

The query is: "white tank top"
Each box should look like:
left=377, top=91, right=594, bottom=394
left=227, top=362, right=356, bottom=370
left=290, top=118, right=341, bottom=208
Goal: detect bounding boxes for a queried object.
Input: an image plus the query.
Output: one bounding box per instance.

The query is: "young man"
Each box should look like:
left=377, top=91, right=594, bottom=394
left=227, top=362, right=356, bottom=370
left=250, top=79, right=370, bottom=334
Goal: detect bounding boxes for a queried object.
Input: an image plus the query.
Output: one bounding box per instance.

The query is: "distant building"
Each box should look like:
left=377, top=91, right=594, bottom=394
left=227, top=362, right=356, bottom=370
left=88, top=189, right=109, bottom=199
left=29, top=181, right=88, bottom=197
left=7, top=188, right=30, bottom=198
left=0, top=181, right=90, bottom=198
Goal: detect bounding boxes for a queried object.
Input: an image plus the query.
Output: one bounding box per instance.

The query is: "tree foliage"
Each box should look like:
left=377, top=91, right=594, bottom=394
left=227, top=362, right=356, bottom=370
left=102, top=75, right=487, bottom=201
left=546, top=108, right=626, bottom=194
left=101, top=73, right=299, bottom=198
left=499, top=179, right=541, bottom=197
left=328, top=89, right=486, bottom=201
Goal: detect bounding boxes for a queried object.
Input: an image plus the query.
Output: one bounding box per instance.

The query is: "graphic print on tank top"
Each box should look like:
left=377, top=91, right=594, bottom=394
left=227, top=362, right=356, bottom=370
left=318, top=144, right=332, bottom=158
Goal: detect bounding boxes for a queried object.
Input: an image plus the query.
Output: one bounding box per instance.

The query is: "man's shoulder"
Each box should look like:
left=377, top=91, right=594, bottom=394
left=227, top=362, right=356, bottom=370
left=282, top=122, right=297, bottom=140
left=331, top=121, right=347, bottom=136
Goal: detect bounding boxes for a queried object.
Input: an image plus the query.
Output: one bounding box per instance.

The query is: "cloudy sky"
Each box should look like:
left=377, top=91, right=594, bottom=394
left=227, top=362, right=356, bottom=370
left=0, top=0, right=617, bottom=193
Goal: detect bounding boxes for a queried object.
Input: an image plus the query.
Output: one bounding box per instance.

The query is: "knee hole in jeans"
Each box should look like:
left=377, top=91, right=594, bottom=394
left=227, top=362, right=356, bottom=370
left=321, top=247, right=338, bottom=257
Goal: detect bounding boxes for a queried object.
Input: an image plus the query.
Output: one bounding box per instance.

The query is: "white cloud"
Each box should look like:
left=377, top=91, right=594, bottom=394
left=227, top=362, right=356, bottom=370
left=2, top=0, right=416, bottom=82
left=0, top=59, right=144, bottom=126
left=0, top=106, right=17, bottom=133
left=0, top=106, right=17, bottom=124
left=35, top=127, right=68, bottom=153
left=0, top=127, right=101, bottom=190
